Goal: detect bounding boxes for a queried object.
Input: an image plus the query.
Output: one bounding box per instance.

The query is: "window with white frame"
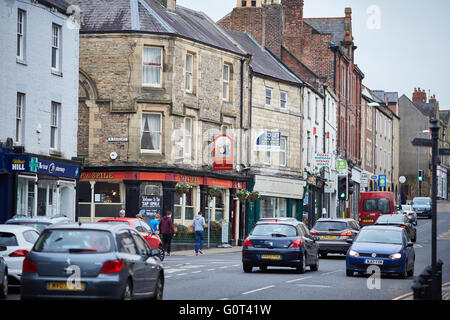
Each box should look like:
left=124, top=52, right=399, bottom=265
left=315, top=97, right=319, bottom=124
left=264, top=149, right=271, bottom=165
left=280, top=91, right=287, bottom=109
left=17, top=10, right=25, bottom=60
left=307, top=91, right=311, bottom=118
left=265, top=88, right=272, bottom=106
left=184, top=117, right=192, bottom=157
left=16, top=93, right=25, bottom=144
left=307, top=131, right=311, bottom=166
left=223, top=64, right=230, bottom=101
left=50, top=102, right=60, bottom=149
left=279, top=136, right=287, bottom=167
left=143, top=47, right=163, bottom=87
left=185, top=53, right=194, bottom=93
left=141, top=113, right=162, bottom=152
left=51, top=24, right=61, bottom=71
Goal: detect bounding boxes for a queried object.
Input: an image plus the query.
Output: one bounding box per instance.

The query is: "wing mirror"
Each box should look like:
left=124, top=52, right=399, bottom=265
left=0, top=245, right=6, bottom=252
left=150, top=249, right=160, bottom=257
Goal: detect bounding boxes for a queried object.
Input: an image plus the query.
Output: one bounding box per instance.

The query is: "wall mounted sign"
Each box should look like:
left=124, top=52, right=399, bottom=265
left=254, top=131, right=280, bottom=152
left=213, top=135, right=233, bottom=171
left=314, top=153, right=331, bottom=167
left=7, top=155, right=80, bottom=179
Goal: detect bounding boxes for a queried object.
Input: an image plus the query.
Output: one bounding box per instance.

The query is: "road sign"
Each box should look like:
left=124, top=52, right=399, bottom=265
left=370, top=175, right=378, bottom=181
left=399, top=176, right=406, bottom=184
left=439, top=148, right=450, bottom=156
left=378, top=175, right=387, bottom=188
left=411, top=137, right=432, bottom=147
left=337, top=160, right=347, bottom=174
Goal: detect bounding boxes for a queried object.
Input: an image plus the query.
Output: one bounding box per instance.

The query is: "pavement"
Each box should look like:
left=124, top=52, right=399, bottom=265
left=395, top=282, right=450, bottom=300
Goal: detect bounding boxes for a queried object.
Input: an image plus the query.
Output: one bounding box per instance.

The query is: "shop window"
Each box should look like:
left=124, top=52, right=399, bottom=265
left=174, top=187, right=196, bottom=221
left=16, top=177, right=36, bottom=216
left=260, top=196, right=287, bottom=218
left=94, top=182, right=121, bottom=203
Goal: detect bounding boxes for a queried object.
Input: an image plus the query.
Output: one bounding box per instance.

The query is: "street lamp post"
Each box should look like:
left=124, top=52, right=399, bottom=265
left=417, top=130, right=430, bottom=197
left=430, top=118, right=439, bottom=300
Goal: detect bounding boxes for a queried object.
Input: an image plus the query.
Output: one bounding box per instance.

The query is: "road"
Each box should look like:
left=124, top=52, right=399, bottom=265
left=6, top=204, right=450, bottom=300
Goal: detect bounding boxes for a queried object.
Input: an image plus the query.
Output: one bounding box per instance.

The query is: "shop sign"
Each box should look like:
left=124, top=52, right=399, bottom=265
left=314, top=153, right=331, bottom=167
left=10, top=157, right=28, bottom=172
left=175, top=174, right=201, bottom=185
left=7, top=155, right=80, bottom=179
left=254, top=131, right=281, bottom=151
left=140, top=195, right=162, bottom=217
left=213, top=135, right=233, bottom=171
left=306, top=175, right=317, bottom=186
left=81, top=172, right=116, bottom=180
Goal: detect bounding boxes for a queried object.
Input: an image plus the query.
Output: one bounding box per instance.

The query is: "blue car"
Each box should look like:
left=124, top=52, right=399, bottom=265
left=346, top=226, right=415, bottom=278
left=411, top=197, right=432, bottom=219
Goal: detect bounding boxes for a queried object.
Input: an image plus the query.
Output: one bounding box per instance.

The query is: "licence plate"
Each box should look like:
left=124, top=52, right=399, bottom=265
left=365, top=259, right=384, bottom=265
left=261, top=254, right=281, bottom=260
left=321, top=235, right=337, bottom=240
left=362, top=219, right=374, bottom=223
left=48, top=282, right=85, bottom=291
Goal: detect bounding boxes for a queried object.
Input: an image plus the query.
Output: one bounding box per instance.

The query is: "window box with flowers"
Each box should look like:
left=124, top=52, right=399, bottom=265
left=175, top=182, right=193, bottom=195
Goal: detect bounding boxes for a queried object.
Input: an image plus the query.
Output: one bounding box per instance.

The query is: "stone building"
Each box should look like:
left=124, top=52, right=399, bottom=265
left=0, top=0, right=81, bottom=223
left=73, top=0, right=252, bottom=243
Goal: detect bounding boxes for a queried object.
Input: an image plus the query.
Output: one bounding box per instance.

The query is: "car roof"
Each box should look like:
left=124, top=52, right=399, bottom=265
left=6, top=215, right=71, bottom=223
left=316, top=218, right=355, bottom=222
left=256, top=218, right=301, bottom=225
left=412, top=197, right=431, bottom=200
left=98, top=217, right=138, bottom=222
left=362, top=225, right=405, bottom=231
left=0, top=224, right=40, bottom=233
left=44, top=222, right=134, bottom=232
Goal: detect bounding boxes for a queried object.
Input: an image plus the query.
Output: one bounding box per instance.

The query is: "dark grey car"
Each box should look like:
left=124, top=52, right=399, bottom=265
left=6, top=215, right=73, bottom=233
left=310, top=218, right=360, bottom=257
left=20, top=223, right=164, bottom=300
left=0, top=246, right=7, bottom=299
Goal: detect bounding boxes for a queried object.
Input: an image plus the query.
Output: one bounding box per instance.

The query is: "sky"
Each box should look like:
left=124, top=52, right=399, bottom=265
left=177, top=0, right=450, bottom=109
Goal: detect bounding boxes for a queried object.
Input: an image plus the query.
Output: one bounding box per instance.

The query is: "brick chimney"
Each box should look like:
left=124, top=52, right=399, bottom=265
left=412, top=88, right=427, bottom=104
left=429, top=94, right=437, bottom=105
left=159, top=0, right=176, bottom=11
left=281, top=0, right=304, bottom=59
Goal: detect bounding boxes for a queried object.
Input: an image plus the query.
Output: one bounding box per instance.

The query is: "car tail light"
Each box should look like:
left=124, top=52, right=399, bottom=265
left=100, top=259, right=124, bottom=274
left=23, top=257, right=37, bottom=273
left=243, top=238, right=253, bottom=247
left=400, top=225, right=407, bottom=229
left=340, top=231, right=353, bottom=237
left=310, top=231, right=318, bottom=236
left=9, top=249, right=29, bottom=257
left=289, top=239, right=303, bottom=248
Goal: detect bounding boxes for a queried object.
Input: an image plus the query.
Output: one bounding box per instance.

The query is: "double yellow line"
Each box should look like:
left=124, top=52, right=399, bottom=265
left=392, top=281, right=450, bottom=300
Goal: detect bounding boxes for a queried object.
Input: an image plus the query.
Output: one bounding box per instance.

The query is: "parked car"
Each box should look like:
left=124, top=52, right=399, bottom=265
left=374, top=214, right=417, bottom=242
left=0, top=249, right=7, bottom=299
left=0, top=225, right=40, bottom=287
left=242, top=218, right=320, bottom=274
left=346, top=225, right=415, bottom=278
left=310, top=218, right=360, bottom=257
left=20, top=223, right=164, bottom=300
left=400, top=205, right=418, bottom=226
left=359, top=192, right=396, bottom=226
left=6, top=215, right=73, bottom=233
left=411, top=197, right=432, bottom=219
left=97, top=217, right=164, bottom=261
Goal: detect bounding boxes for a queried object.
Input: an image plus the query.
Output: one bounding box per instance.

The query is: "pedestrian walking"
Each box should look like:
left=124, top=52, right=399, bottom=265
left=192, top=211, right=205, bottom=256
left=159, top=211, right=175, bottom=256
left=136, top=213, right=144, bottom=220
left=150, top=213, right=160, bottom=233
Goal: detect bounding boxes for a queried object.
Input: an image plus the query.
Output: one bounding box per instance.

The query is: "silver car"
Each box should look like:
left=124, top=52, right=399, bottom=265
left=21, top=223, right=164, bottom=300
left=0, top=249, right=7, bottom=299
left=6, top=215, right=73, bottom=233
left=401, top=205, right=418, bottom=226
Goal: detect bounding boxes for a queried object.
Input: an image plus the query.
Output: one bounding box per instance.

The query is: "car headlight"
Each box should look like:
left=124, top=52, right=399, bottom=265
left=349, top=250, right=359, bottom=258
left=389, top=253, right=402, bottom=260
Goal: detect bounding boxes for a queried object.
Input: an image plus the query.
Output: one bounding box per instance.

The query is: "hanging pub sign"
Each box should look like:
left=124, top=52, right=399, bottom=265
left=213, top=135, right=233, bottom=171
left=254, top=131, right=281, bottom=151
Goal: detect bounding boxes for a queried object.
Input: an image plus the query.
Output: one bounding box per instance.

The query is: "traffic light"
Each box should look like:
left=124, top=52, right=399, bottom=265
left=418, top=169, right=423, bottom=182
left=338, top=174, right=348, bottom=201
left=348, top=176, right=355, bottom=195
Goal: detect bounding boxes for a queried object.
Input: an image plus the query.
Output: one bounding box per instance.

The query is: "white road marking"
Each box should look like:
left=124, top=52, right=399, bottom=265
left=232, top=264, right=240, bottom=267
left=206, top=268, right=215, bottom=271
left=177, top=273, right=188, bottom=276
left=286, top=276, right=312, bottom=283
left=242, top=285, right=275, bottom=295
left=295, top=284, right=331, bottom=288
left=321, top=270, right=343, bottom=276
left=219, top=266, right=228, bottom=269
left=165, top=268, right=188, bottom=274
left=191, top=271, right=202, bottom=274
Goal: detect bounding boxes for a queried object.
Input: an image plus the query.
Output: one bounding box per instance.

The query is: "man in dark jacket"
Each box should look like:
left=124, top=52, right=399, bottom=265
left=159, top=211, right=175, bottom=256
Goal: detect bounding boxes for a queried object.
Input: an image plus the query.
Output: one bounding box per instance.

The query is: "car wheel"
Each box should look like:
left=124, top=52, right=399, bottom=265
left=407, top=264, right=415, bottom=277
left=259, top=266, right=267, bottom=272
left=122, top=279, right=133, bottom=300
left=400, top=265, right=409, bottom=279
left=158, top=245, right=165, bottom=261
left=243, top=263, right=253, bottom=273
left=152, top=274, right=164, bottom=300
left=296, top=252, right=306, bottom=274
left=310, top=252, right=319, bottom=271
left=0, top=271, right=7, bottom=300
left=346, top=269, right=353, bottom=277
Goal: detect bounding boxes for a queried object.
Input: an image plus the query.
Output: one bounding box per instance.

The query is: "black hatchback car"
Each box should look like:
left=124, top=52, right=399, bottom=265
left=242, top=218, right=320, bottom=273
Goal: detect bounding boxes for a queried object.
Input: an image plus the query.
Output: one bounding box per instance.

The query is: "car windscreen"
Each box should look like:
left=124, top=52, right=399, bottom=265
left=33, top=229, right=114, bottom=253
left=401, top=205, right=412, bottom=211
left=251, top=224, right=297, bottom=237
left=362, top=199, right=391, bottom=214
left=376, top=215, right=404, bottom=224
left=355, top=229, right=403, bottom=244
left=0, top=232, right=18, bottom=247
left=9, top=222, right=49, bottom=233
left=413, top=199, right=431, bottom=205
left=313, top=221, right=347, bottom=231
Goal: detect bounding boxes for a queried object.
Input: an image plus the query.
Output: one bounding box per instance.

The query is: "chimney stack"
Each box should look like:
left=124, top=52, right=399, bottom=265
left=159, top=0, right=176, bottom=11
left=412, top=87, right=427, bottom=104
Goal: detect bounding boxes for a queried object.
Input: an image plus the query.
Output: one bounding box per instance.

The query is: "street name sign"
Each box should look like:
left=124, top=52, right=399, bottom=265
left=411, top=138, right=432, bottom=147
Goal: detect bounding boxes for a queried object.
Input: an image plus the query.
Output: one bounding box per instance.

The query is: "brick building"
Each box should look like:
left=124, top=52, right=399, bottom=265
left=218, top=0, right=364, bottom=217
left=73, top=0, right=252, bottom=244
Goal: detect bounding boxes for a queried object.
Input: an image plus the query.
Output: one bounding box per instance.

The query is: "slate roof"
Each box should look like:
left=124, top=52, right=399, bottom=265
left=439, top=111, right=450, bottom=123
left=37, top=0, right=72, bottom=15
left=225, top=30, right=303, bottom=86
left=71, top=0, right=245, bottom=55
left=415, top=103, right=436, bottom=118
left=304, top=18, right=346, bottom=45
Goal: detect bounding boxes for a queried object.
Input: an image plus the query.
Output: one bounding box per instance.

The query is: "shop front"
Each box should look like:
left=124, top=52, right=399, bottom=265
left=0, top=149, right=81, bottom=223
left=246, top=175, right=306, bottom=235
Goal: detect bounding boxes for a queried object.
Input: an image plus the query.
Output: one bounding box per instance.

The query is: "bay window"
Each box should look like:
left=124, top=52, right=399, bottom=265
left=143, top=47, right=162, bottom=87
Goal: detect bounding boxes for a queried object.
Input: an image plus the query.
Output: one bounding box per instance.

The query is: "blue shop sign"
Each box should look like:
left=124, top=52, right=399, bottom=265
left=6, top=154, right=80, bottom=179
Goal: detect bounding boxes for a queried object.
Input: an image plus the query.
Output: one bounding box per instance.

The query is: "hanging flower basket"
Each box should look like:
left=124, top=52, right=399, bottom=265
left=249, top=191, right=260, bottom=201
left=175, top=182, right=192, bottom=194
left=208, top=187, right=222, bottom=198
left=236, top=189, right=250, bottom=202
